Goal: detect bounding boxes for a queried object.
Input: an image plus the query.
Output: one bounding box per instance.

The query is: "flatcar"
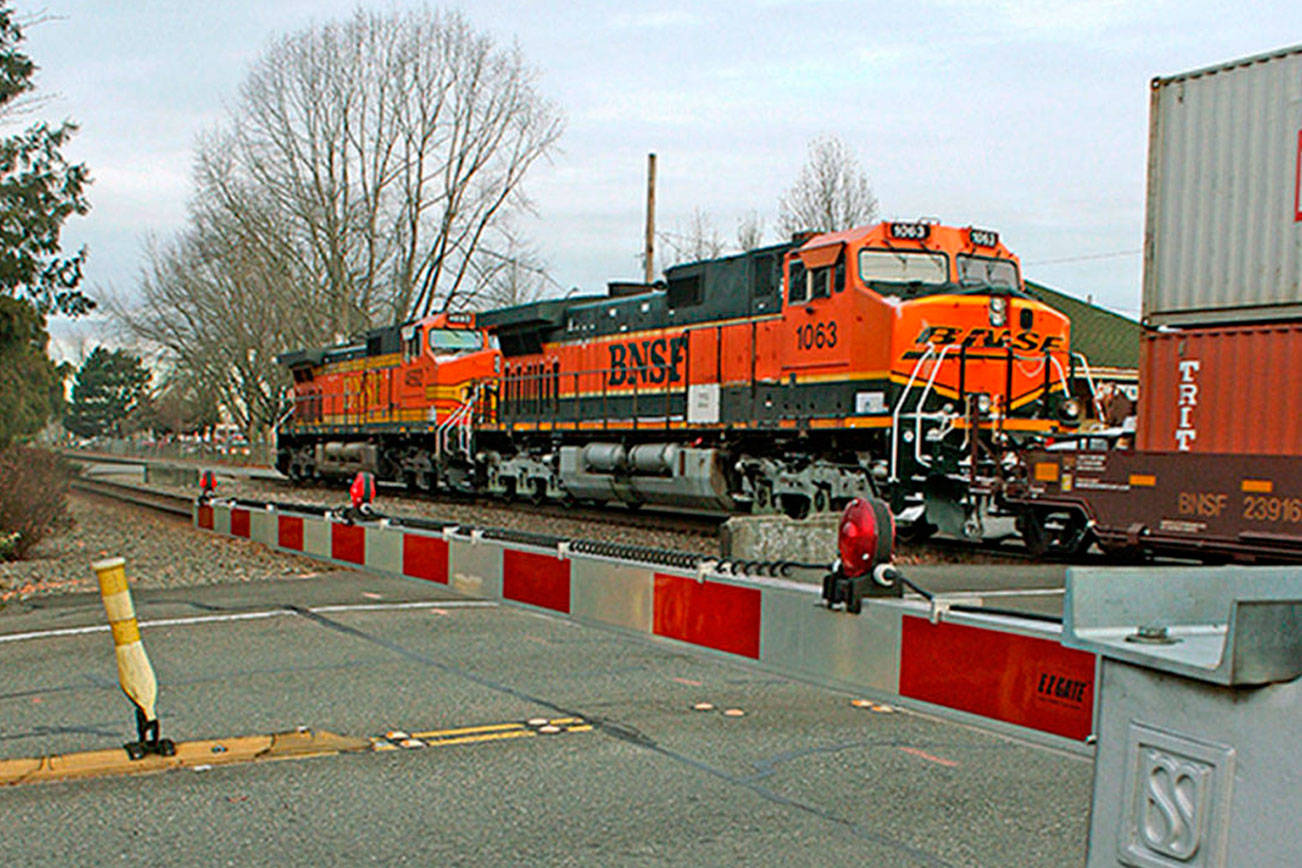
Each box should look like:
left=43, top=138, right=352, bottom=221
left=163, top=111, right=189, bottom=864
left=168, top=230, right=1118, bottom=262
left=276, top=221, right=1076, bottom=536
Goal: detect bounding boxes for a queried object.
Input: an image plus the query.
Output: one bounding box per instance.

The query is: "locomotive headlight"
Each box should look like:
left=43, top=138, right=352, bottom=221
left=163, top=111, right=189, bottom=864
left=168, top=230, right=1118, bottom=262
left=1057, top=397, right=1083, bottom=427
left=988, top=295, right=1007, bottom=327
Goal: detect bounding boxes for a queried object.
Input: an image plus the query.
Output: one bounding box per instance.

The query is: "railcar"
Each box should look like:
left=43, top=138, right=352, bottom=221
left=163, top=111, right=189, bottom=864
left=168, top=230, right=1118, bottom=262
left=276, top=221, right=1075, bottom=536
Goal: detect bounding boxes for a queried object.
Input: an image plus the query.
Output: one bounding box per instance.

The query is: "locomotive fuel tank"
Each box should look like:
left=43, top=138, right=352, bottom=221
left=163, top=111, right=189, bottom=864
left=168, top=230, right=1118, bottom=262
left=314, top=442, right=380, bottom=474
left=561, top=444, right=732, bottom=511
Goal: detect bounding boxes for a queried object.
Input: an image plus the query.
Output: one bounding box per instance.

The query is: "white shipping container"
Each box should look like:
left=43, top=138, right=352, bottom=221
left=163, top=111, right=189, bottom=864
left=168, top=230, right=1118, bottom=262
left=1142, top=44, right=1302, bottom=327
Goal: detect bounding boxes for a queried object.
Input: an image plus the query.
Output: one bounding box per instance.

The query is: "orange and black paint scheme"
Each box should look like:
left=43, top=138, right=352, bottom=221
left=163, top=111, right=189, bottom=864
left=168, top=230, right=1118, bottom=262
left=278, top=222, right=1072, bottom=527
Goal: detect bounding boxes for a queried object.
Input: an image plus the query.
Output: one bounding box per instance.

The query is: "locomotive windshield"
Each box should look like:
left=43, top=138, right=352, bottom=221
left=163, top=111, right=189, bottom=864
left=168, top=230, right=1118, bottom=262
left=427, top=328, right=484, bottom=354
left=858, top=249, right=948, bottom=286
left=956, top=254, right=1019, bottom=290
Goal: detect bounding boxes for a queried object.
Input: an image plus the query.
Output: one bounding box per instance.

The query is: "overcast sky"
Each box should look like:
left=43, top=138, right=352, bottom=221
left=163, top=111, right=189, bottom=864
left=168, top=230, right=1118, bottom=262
left=21, top=1, right=1302, bottom=356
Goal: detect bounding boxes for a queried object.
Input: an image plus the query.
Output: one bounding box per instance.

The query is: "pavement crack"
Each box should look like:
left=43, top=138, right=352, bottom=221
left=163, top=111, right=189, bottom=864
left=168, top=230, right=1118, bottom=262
left=288, top=605, right=954, bottom=867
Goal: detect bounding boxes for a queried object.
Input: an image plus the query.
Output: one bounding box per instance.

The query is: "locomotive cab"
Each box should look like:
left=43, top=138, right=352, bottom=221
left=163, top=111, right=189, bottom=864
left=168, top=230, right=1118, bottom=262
left=774, top=222, right=1072, bottom=535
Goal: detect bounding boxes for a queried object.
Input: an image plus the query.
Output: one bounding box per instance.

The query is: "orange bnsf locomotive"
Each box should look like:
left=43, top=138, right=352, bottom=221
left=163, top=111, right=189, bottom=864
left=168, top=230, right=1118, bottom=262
left=276, top=221, right=1074, bottom=536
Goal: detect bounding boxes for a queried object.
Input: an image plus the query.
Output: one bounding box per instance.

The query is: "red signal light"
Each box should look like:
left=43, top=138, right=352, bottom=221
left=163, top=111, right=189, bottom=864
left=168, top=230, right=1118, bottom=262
left=350, top=472, right=375, bottom=510
left=199, top=470, right=216, bottom=494
left=837, top=498, right=894, bottom=579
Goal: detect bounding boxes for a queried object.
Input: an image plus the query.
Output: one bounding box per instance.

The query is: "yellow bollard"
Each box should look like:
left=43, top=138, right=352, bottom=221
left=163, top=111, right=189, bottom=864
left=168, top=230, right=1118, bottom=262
left=91, top=557, right=175, bottom=759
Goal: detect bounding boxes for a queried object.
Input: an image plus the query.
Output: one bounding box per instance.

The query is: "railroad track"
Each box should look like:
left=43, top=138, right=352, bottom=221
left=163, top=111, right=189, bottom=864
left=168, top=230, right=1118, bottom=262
left=70, top=476, right=194, bottom=518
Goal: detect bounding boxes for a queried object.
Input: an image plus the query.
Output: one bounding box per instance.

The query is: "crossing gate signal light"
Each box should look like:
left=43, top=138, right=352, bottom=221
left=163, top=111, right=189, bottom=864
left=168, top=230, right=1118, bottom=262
left=350, top=472, right=376, bottom=510
left=823, top=497, right=901, bottom=613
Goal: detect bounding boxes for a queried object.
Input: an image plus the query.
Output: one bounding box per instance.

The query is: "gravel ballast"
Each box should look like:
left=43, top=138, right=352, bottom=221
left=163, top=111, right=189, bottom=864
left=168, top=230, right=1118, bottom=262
left=0, top=493, right=327, bottom=604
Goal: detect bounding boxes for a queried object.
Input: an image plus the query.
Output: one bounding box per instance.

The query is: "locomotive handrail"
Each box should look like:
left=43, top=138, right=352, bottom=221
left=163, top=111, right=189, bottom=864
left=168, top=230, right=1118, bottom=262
left=912, top=343, right=957, bottom=471
left=1047, top=354, right=1080, bottom=415
left=500, top=361, right=681, bottom=428
left=1070, top=352, right=1103, bottom=419
left=890, top=344, right=936, bottom=483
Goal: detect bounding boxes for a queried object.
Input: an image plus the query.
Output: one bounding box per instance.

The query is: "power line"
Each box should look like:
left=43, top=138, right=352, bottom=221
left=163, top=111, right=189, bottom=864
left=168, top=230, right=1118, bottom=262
left=1024, top=248, right=1142, bottom=267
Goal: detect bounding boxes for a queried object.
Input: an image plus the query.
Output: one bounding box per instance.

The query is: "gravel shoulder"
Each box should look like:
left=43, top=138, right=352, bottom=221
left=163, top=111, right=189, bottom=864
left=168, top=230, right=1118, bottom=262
left=0, top=492, right=328, bottom=604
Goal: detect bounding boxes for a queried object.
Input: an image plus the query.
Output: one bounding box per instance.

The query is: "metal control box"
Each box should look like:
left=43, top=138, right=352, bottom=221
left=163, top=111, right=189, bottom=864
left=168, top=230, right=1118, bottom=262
left=1064, top=566, right=1302, bottom=866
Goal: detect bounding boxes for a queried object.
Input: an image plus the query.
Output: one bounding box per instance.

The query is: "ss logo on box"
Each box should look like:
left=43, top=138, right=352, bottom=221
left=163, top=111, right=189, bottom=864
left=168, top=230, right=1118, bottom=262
left=1118, top=722, right=1234, bottom=867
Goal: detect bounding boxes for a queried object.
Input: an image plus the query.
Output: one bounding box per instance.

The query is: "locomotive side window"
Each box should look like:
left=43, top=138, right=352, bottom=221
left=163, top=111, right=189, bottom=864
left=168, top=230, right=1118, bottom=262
left=405, top=326, right=424, bottom=360
left=667, top=275, right=702, bottom=309
left=857, top=249, right=948, bottom=286
left=809, top=266, right=833, bottom=299
left=787, top=259, right=808, bottom=303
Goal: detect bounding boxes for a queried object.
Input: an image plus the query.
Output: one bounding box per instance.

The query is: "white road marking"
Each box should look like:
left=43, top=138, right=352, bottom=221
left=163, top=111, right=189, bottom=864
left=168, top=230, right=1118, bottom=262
left=0, top=599, right=497, bottom=645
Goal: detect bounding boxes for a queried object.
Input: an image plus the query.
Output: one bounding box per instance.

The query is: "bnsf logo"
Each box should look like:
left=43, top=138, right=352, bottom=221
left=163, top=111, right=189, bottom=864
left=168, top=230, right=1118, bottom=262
left=607, top=336, right=688, bottom=386
left=915, top=325, right=1064, bottom=353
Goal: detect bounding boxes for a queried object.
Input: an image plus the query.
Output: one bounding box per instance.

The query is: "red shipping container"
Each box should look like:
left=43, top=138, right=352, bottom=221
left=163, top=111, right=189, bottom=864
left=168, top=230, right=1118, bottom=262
left=1137, top=323, right=1302, bottom=455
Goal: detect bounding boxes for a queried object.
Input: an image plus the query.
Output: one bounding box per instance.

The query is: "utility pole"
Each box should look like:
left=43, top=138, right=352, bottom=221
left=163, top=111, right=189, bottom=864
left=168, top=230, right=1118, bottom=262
left=644, top=153, right=656, bottom=284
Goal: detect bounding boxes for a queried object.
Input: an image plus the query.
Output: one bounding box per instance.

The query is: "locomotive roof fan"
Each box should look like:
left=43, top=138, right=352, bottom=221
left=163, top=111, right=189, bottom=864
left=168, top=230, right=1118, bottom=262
left=823, top=497, right=902, bottom=613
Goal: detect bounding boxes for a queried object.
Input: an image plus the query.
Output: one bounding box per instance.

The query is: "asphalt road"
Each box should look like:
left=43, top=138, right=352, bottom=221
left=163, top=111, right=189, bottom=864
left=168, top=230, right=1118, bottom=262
left=0, top=571, right=1091, bottom=866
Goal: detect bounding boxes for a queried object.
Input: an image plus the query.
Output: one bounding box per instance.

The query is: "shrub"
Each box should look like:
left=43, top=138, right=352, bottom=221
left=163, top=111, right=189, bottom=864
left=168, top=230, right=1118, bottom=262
left=0, top=445, right=71, bottom=561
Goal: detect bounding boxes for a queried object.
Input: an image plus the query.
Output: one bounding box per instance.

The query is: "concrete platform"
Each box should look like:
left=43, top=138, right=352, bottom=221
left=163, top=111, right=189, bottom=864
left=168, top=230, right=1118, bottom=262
left=0, top=571, right=1091, bottom=866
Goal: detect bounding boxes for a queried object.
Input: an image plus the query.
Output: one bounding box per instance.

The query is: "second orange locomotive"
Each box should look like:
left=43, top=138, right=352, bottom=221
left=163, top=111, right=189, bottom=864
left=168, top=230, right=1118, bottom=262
left=278, top=221, right=1072, bottom=535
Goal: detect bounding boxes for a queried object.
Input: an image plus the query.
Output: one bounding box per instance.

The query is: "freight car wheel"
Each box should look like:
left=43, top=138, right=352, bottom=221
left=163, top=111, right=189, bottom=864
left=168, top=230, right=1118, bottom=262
left=812, top=488, right=830, bottom=515
left=1016, top=509, right=1049, bottom=558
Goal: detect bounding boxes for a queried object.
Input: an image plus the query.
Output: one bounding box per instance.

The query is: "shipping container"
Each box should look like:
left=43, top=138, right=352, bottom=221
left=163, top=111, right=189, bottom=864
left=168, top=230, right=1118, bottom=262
left=1135, top=323, right=1302, bottom=455
left=1142, top=44, right=1302, bottom=327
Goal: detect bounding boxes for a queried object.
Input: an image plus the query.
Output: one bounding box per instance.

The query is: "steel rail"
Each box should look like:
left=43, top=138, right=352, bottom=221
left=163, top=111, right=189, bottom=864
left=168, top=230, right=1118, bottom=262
left=70, top=476, right=194, bottom=518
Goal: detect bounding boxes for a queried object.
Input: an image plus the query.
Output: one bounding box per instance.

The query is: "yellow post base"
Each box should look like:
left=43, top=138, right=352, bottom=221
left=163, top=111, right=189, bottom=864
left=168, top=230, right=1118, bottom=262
left=0, top=729, right=370, bottom=787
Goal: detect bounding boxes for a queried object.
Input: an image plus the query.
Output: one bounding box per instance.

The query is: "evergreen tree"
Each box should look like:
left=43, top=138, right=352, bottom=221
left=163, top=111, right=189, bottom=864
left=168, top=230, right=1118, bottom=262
left=0, top=3, right=91, bottom=315
left=64, top=347, right=150, bottom=438
left=0, top=294, right=60, bottom=445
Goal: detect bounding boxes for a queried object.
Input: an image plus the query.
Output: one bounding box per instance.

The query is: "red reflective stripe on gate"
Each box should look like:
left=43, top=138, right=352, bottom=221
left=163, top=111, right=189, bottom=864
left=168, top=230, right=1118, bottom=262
left=502, top=549, right=570, bottom=613
left=230, top=508, right=250, bottom=538
left=403, top=533, right=449, bottom=584
left=331, top=524, right=365, bottom=564
left=652, top=573, right=761, bottom=659
left=278, top=515, right=304, bottom=551
left=899, top=617, right=1095, bottom=741
left=197, top=505, right=213, bottom=530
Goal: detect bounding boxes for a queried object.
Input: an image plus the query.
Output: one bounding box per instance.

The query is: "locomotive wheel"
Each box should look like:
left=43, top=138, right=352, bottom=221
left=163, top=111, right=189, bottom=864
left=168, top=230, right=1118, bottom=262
left=529, top=479, right=547, bottom=505
left=754, top=483, right=772, bottom=513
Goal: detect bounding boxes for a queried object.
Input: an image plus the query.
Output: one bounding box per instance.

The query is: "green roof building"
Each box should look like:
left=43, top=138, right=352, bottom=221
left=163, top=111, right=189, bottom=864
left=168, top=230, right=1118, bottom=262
left=1024, top=280, right=1141, bottom=374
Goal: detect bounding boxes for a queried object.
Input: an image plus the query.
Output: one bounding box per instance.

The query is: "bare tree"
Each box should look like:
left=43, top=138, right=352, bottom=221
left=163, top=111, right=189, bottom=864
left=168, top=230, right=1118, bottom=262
left=113, top=8, right=563, bottom=440
left=469, top=229, right=552, bottom=310
left=211, top=8, right=562, bottom=323
left=663, top=208, right=724, bottom=264
left=736, top=210, right=765, bottom=251
left=113, top=229, right=297, bottom=441
left=777, top=135, right=879, bottom=236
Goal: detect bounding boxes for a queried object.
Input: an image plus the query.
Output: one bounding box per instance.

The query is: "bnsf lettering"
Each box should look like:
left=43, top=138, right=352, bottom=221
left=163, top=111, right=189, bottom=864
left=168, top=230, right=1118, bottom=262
left=1178, top=491, right=1228, bottom=518
left=608, top=336, right=687, bottom=386
left=915, top=326, right=1063, bottom=354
